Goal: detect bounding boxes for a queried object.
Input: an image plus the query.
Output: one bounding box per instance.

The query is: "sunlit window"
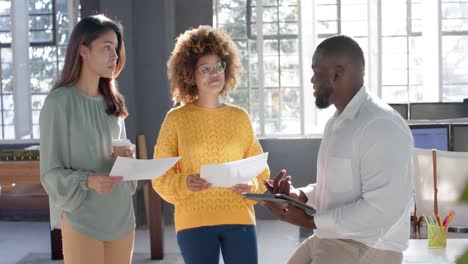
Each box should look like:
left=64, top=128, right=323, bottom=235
left=0, top=0, right=78, bottom=140
left=441, top=0, right=468, bottom=102
left=215, top=0, right=468, bottom=137
left=381, top=0, right=423, bottom=103
left=215, top=0, right=301, bottom=136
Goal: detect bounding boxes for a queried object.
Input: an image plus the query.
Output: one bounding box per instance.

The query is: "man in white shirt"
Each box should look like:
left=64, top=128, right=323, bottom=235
left=262, top=35, right=414, bottom=264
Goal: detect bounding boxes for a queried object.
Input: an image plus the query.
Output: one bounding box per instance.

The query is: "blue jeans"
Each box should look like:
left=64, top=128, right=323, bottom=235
left=177, top=224, right=258, bottom=264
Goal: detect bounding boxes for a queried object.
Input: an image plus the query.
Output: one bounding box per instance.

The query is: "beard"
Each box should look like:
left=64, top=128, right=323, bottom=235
left=314, top=81, right=333, bottom=109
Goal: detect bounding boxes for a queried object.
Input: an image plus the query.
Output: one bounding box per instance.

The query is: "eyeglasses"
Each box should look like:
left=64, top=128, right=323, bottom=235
left=197, top=61, right=227, bottom=75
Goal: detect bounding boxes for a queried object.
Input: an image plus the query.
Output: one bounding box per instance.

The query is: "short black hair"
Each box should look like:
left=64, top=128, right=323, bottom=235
left=316, top=35, right=365, bottom=67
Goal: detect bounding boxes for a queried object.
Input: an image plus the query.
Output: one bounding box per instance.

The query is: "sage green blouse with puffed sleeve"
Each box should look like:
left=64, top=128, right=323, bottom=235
left=40, top=85, right=137, bottom=241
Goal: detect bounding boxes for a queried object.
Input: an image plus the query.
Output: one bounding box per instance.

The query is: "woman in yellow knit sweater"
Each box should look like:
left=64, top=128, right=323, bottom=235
left=152, top=25, right=270, bottom=264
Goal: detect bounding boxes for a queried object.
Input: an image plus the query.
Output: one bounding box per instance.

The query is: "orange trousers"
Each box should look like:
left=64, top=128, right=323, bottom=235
left=61, top=215, right=134, bottom=264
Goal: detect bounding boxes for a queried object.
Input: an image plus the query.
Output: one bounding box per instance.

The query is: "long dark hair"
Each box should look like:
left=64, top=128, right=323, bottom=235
left=53, top=14, right=128, bottom=118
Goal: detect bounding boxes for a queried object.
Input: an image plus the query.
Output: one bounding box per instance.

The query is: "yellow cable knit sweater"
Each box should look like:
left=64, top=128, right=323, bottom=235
left=152, top=103, right=270, bottom=232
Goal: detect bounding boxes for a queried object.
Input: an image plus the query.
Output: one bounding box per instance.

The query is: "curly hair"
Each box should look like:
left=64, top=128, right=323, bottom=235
left=167, top=25, right=242, bottom=104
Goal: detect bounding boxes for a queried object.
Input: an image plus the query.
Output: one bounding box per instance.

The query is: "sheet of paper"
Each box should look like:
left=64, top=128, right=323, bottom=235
left=110, top=156, right=180, bottom=181
left=200, top=153, right=268, bottom=187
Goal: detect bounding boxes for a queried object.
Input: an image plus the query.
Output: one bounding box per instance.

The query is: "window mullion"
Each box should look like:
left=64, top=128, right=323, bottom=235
left=337, top=0, right=341, bottom=34
left=256, top=0, right=265, bottom=137
left=68, top=0, right=79, bottom=35
left=421, top=0, right=442, bottom=102
left=300, top=0, right=316, bottom=135
left=368, top=0, right=381, bottom=98
left=276, top=1, right=281, bottom=134
left=0, top=45, right=3, bottom=138
left=298, top=0, right=304, bottom=135
left=11, top=0, right=32, bottom=139
left=437, top=0, right=442, bottom=102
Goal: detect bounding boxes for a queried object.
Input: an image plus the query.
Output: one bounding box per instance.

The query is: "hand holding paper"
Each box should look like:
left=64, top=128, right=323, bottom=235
left=230, top=183, right=253, bottom=195
left=200, top=153, right=268, bottom=187
left=109, top=156, right=181, bottom=181
left=187, top=174, right=212, bottom=192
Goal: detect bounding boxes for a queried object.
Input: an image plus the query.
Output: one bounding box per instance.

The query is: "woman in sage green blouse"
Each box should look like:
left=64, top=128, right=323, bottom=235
left=39, top=15, right=136, bottom=264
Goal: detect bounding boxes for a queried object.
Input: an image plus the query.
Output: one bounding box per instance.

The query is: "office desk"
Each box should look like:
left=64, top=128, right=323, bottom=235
left=0, top=161, right=62, bottom=259
left=0, top=161, right=40, bottom=186
left=403, top=239, right=468, bottom=263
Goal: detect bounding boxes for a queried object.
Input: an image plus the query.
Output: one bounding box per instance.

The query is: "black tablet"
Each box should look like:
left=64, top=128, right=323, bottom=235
left=243, top=193, right=316, bottom=215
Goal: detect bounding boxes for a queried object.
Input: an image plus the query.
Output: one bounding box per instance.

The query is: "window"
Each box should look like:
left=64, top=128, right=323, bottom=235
left=441, top=0, right=468, bottom=101
left=215, top=0, right=302, bottom=136
left=0, top=0, right=78, bottom=141
left=215, top=0, right=468, bottom=137
left=312, top=0, right=369, bottom=134
left=316, top=0, right=369, bottom=59
left=381, top=0, right=423, bottom=103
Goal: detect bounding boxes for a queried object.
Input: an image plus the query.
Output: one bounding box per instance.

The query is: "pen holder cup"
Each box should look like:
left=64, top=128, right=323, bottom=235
left=427, top=223, right=448, bottom=248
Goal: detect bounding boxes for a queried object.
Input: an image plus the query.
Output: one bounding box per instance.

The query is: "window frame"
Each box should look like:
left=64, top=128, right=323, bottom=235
left=0, top=0, right=78, bottom=143
left=215, top=0, right=304, bottom=138
left=0, top=0, right=57, bottom=48
left=215, top=0, right=468, bottom=138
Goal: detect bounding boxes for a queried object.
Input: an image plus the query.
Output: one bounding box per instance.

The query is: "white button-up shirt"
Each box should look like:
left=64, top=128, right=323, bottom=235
left=300, top=87, right=414, bottom=252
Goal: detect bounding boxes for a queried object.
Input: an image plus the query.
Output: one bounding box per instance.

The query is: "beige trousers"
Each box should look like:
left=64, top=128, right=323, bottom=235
left=61, top=215, right=134, bottom=264
left=288, top=236, right=403, bottom=264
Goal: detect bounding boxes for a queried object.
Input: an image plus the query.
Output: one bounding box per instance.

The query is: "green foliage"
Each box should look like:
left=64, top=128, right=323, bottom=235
left=456, top=184, right=468, bottom=264
left=457, top=250, right=468, bottom=264
left=461, top=184, right=468, bottom=203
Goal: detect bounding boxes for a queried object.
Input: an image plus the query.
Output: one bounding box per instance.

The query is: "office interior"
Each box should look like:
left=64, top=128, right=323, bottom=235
left=1, top=0, right=468, bottom=263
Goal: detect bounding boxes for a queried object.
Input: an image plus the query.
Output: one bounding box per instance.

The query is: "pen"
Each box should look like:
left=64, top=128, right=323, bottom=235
left=444, top=211, right=455, bottom=227
left=424, top=215, right=430, bottom=225
left=433, top=212, right=441, bottom=226
left=443, top=213, right=450, bottom=227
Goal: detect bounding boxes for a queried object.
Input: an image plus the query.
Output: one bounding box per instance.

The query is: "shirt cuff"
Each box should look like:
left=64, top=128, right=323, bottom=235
left=298, top=185, right=316, bottom=208
left=314, top=211, right=335, bottom=231
left=76, top=170, right=90, bottom=191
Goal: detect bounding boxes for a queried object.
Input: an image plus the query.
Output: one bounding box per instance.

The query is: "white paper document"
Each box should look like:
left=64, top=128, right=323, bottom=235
left=200, top=153, right=268, bottom=187
left=110, top=156, right=180, bottom=181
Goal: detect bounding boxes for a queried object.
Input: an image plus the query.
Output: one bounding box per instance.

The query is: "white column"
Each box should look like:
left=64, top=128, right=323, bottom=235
left=368, top=0, right=381, bottom=98
left=300, top=0, right=317, bottom=135
left=421, top=0, right=441, bottom=102
left=68, top=0, right=79, bottom=33
left=11, top=0, right=32, bottom=139
left=256, top=0, right=265, bottom=136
